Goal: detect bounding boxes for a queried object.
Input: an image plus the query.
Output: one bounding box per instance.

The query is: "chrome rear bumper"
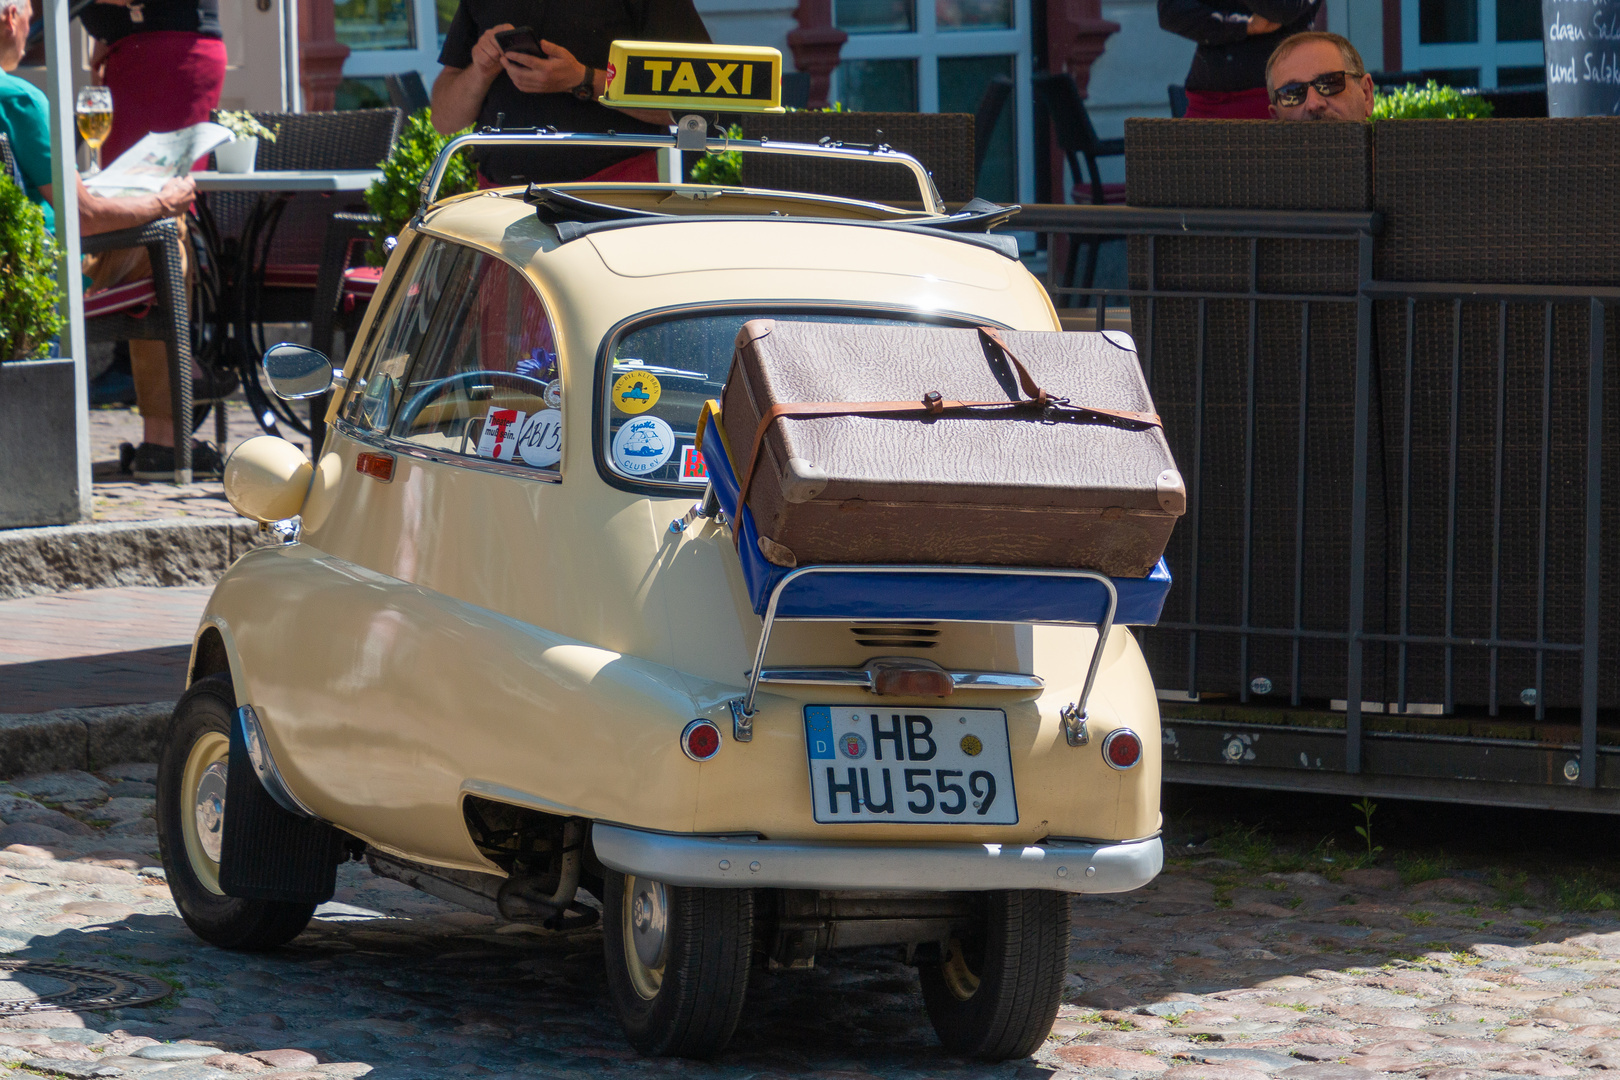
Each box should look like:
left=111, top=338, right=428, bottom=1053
left=591, top=824, right=1162, bottom=894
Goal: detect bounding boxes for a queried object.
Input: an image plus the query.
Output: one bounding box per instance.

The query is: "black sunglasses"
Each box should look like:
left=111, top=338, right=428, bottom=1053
left=1271, top=69, right=1361, bottom=107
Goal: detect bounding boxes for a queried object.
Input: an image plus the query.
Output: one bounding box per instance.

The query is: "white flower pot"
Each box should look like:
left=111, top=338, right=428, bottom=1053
left=214, top=136, right=258, bottom=174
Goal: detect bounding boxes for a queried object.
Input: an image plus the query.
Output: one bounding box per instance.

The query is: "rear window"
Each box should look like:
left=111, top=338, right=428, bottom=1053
left=600, top=311, right=950, bottom=490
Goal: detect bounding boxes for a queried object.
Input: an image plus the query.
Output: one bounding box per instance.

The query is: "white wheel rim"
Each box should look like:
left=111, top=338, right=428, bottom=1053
left=180, top=731, right=230, bottom=896
left=622, top=874, right=668, bottom=1001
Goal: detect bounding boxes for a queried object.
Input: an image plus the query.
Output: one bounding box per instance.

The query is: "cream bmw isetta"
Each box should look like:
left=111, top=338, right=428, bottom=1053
left=157, top=41, right=1169, bottom=1062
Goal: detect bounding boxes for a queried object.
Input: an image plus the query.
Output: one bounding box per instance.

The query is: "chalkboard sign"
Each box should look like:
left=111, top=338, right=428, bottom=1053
left=1544, top=0, right=1620, bottom=116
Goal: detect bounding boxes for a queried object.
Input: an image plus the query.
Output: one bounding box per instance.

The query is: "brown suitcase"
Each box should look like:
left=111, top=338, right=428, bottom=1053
left=717, top=319, right=1185, bottom=577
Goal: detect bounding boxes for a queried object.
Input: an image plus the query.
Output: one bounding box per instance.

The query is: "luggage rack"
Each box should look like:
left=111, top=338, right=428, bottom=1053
left=695, top=410, right=1172, bottom=745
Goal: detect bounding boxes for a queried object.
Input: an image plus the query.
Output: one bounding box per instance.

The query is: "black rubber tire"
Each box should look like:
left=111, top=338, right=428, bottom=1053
left=155, top=674, right=316, bottom=950
left=601, top=868, right=753, bottom=1058
left=919, top=889, right=1069, bottom=1060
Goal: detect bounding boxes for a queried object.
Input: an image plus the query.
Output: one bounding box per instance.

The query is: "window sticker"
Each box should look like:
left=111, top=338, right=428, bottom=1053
left=679, top=445, right=708, bottom=484
left=612, top=371, right=661, bottom=414
left=516, top=408, right=563, bottom=469
left=612, top=416, right=675, bottom=475
left=477, top=407, right=525, bottom=462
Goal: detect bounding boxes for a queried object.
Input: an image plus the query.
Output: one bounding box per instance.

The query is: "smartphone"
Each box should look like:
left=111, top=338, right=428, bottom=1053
left=494, top=25, right=544, bottom=57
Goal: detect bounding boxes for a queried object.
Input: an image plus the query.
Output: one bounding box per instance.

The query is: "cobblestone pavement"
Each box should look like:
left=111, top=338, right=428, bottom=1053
left=88, top=398, right=291, bottom=524
left=2, top=769, right=1619, bottom=1079
left=0, top=588, right=209, bottom=713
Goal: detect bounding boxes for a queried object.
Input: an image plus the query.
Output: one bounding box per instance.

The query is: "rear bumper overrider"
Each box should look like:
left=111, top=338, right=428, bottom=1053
left=591, top=824, right=1163, bottom=894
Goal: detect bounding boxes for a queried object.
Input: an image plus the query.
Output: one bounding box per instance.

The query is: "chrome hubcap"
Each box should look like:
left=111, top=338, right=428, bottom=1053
left=194, top=761, right=228, bottom=864
left=623, top=875, right=669, bottom=1000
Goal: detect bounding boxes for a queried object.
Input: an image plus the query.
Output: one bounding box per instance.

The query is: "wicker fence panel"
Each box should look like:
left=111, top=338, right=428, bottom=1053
left=1124, top=120, right=1383, bottom=703
left=1373, top=119, right=1620, bottom=711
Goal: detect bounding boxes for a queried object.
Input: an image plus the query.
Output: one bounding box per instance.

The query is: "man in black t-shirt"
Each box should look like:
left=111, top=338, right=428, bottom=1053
left=432, top=0, right=710, bottom=184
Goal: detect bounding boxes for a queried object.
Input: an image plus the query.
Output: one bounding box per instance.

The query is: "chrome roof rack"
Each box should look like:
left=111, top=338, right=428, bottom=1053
left=416, top=122, right=949, bottom=220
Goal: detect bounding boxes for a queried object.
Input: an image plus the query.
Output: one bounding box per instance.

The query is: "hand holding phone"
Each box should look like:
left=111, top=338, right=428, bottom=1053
left=494, top=26, right=544, bottom=57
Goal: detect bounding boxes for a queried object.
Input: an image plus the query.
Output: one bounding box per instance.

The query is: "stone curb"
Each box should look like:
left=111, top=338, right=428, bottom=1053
left=0, top=702, right=172, bottom=779
left=0, top=517, right=270, bottom=601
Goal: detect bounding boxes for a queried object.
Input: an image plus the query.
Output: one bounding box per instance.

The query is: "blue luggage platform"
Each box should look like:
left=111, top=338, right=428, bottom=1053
left=695, top=405, right=1173, bottom=742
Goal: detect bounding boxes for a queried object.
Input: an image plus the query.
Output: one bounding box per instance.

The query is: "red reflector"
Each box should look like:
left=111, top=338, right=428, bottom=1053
left=1102, top=728, right=1142, bottom=770
left=356, top=452, right=394, bottom=482
left=681, top=719, right=721, bottom=762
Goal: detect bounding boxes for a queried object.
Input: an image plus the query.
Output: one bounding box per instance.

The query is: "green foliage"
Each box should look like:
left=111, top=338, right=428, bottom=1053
left=363, top=108, right=476, bottom=266
left=1352, top=797, right=1383, bottom=861
left=0, top=174, right=63, bottom=362
left=214, top=109, right=278, bottom=142
left=1371, top=80, right=1494, bottom=121
left=1554, top=872, right=1620, bottom=912
left=1394, top=851, right=1451, bottom=885
left=688, top=124, right=744, bottom=186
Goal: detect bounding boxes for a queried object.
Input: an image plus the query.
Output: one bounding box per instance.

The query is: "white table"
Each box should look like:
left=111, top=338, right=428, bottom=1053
left=190, top=169, right=381, bottom=193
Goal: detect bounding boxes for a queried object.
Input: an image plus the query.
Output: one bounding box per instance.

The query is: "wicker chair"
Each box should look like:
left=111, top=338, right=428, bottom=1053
left=82, top=219, right=196, bottom=482
left=730, top=111, right=976, bottom=206
left=207, top=108, right=401, bottom=324
left=973, top=74, right=1014, bottom=191
left=384, top=72, right=430, bottom=115
left=0, top=132, right=23, bottom=192
left=1032, top=72, right=1126, bottom=294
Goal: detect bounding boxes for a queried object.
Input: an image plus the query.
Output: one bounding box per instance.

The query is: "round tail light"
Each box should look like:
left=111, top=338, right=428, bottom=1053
left=681, top=719, right=722, bottom=762
left=1101, top=728, right=1142, bottom=770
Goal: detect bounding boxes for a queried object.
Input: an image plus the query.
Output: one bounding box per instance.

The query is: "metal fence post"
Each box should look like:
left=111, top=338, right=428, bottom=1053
left=1582, top=298, right=1604, bottom=788
left=1345, top=227, right=1375, bottom=774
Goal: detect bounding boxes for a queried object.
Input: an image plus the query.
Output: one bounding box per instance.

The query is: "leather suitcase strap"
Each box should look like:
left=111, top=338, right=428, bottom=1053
left=735, top=326, right=1162, bottom=512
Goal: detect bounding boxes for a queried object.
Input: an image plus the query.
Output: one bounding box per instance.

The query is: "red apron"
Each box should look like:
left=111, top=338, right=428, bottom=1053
left=1183, top=87, right=1273, bottom=120
left=101, top=31, right=227, bottom=165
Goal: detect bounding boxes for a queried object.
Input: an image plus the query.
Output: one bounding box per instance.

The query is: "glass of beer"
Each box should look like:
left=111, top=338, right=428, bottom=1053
left=76, top=86, right=113, bottom=174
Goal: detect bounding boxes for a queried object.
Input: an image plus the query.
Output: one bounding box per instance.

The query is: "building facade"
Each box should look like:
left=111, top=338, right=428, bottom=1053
left=16, top=0, right=1545, bottom=197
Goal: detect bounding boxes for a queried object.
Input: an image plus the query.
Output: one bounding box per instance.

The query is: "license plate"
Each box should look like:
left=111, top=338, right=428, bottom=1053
left=804, top=706, right=1018, bottom=825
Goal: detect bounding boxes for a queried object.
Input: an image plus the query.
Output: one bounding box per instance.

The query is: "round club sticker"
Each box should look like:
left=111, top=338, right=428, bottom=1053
left=516, top=409, right=562, bottom=469
left=612, top=416, right=675, bottom=476
left=612, top=371, right=661, bottom=414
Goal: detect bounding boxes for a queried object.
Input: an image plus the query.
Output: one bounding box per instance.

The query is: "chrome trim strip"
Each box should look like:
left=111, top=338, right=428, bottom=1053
left=421, top=131, right=946, bottom=217
left=331, top=422, right=564, bottom=485
left=739, top=565, right=1118, bottom=741
left=757, top=668, right=1044, bottom=691
left=592, top=824, right=1163, bottom=895
left=234, top=705, right=318, bottom=819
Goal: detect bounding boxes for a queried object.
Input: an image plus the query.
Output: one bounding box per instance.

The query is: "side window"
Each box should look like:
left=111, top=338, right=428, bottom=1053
left=389, top=247, right=562, bottom=473
left=341, top=239, right=461, bottom=434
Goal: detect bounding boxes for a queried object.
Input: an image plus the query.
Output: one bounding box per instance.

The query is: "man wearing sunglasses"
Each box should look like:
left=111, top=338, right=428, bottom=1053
left=1266, top=31, right=1376, bottom=121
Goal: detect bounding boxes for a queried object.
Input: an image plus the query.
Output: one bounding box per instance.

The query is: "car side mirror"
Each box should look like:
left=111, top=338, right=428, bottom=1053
left=262, top=343, right=333, bottom=400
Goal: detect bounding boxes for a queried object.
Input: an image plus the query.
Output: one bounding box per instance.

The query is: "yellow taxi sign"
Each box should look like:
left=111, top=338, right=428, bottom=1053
left=601, top=40, right=784, bottom=113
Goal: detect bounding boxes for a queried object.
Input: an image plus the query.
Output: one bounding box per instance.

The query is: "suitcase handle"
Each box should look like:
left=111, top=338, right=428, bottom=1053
left=735, top=326, right=1162, bottom=515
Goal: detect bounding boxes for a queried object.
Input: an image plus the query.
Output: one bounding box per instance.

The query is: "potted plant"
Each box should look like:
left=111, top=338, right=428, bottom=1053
left=0, top=173, right=81, bottom=527
left=362, top=109, right=474, bottom=265
left=213, top=110, right=278, bottom=173
left=0, top=172, right=61, bottom=362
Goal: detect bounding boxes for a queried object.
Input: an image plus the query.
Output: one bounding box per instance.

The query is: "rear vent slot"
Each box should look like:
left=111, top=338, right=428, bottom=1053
left=850, top=624, right=939, bottom=649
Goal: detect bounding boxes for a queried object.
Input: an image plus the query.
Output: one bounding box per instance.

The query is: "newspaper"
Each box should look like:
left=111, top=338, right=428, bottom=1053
left=83, top=122, right=234, bottom=198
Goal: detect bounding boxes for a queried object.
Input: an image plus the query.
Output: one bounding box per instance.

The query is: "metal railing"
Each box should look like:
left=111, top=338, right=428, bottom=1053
left=1007, top=204, right=1620, bottom=806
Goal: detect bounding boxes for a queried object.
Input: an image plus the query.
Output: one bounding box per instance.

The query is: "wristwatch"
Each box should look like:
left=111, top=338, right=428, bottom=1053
left=572, top=66, right=596, bottom=102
